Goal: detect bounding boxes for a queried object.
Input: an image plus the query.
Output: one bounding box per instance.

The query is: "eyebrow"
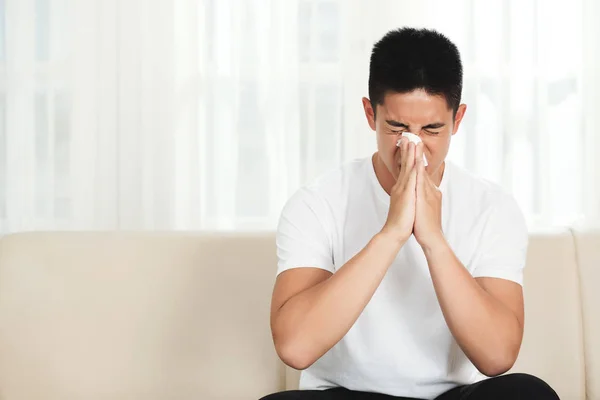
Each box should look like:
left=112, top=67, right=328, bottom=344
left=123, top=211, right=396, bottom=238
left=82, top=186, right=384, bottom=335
left=385, top=120, right=446, bottom=130
left=386, top=120, right=409, bottom=128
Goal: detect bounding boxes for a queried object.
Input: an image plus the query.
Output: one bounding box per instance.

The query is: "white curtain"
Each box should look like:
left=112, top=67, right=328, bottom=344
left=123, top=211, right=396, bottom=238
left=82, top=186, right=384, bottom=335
left=0, top=0, right=598, bottom=233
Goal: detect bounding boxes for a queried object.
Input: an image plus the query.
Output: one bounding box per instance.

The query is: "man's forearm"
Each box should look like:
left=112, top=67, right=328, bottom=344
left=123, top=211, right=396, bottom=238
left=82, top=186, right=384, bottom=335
left=423, top=238, right=522, bottom=376
left=273, top=232, right=403, bottom=370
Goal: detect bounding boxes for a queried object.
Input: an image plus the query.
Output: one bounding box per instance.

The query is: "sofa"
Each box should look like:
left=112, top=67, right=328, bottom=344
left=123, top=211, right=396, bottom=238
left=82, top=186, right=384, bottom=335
left=0, top=228, right=597, bottom=400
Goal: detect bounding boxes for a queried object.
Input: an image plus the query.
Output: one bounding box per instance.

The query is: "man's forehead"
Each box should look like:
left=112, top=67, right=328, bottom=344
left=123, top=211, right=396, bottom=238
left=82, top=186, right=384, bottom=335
left=379, top=91, right=451, bottom=123
left=380, top=107, right=448, bottom=124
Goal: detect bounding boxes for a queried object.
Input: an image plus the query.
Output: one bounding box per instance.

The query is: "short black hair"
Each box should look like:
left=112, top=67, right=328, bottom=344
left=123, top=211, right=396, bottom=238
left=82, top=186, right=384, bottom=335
left=368, top=27, right=463, bottom=115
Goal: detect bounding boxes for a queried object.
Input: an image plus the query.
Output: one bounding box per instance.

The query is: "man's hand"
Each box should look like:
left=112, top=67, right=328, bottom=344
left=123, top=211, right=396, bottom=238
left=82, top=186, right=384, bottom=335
left=380, top=137, right=418, bottom=244
left=414, top=145, right=444, bottom=250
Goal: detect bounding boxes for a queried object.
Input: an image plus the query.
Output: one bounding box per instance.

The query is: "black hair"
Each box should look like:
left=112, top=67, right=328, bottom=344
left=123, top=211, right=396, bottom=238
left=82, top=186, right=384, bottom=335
left=368, top=27, right=463, bottom=115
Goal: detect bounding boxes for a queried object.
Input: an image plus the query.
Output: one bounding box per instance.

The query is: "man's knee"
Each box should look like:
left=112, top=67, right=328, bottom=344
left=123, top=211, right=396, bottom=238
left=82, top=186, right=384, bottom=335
left=502, top=373, right=559, bottom=399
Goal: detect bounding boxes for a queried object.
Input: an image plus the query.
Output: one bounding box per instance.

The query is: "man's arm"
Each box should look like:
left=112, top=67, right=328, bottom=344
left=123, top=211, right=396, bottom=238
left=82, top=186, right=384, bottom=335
left=271, top=232, right=403, bottom=370
left=413, top=158, right=526, bottom=376
left=422, top=239, right=524, bottom=376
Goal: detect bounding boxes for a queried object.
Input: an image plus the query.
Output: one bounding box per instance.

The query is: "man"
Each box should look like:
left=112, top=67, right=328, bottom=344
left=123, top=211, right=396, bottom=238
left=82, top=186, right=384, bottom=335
left=260, top=28, right=559, bottom=400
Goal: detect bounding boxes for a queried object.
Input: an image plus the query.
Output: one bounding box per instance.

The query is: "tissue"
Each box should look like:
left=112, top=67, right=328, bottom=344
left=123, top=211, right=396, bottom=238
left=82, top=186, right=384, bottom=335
left=396, top=132, right=428, bottom=166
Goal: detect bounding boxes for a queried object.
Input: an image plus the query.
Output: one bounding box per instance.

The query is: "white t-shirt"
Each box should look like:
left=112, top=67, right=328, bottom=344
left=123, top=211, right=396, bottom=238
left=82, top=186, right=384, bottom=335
left=275, top=156, right=528, bottom=399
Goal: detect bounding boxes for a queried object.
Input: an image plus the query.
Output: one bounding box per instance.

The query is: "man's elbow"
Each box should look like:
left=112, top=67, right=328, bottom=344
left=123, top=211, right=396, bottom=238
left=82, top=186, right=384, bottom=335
left=275, top=339, right=318, bottom=371
left=477, top=348, right=519, bottom=377
left=478, top=360, right=513, bottom=377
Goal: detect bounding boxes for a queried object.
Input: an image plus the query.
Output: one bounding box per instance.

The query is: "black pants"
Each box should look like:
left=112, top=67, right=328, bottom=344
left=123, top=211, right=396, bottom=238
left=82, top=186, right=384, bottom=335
left=259, top=373, right=560, bottom=400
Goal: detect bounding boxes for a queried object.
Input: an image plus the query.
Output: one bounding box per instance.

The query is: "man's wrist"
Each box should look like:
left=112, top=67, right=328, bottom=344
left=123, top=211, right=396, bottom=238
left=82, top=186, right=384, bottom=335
left=421, top=233, right=450, bottom=258
left=374, top=230, right=408, bottom=250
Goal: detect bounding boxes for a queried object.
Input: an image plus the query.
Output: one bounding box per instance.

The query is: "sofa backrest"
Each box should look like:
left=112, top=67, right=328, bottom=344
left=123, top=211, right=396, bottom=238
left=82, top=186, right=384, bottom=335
left=0, top=230, right=597, bottom=399
left=572, top=228, right=600, bottom=400
left=0, top=232, right=282, bottom=400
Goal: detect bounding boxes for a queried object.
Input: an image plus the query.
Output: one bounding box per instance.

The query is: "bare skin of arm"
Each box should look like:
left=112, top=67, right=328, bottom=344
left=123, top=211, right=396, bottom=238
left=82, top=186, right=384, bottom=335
left=423, top=238, right=524, bottom=376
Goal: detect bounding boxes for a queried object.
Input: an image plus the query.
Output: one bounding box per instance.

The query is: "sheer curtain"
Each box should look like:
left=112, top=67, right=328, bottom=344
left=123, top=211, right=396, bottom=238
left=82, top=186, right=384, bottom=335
left=0, top=0, right=598, bottom=233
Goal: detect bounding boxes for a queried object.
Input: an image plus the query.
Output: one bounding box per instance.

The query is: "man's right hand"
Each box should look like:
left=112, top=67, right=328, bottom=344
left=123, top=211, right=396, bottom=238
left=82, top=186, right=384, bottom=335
left=381, top=137, right=422, bottom=244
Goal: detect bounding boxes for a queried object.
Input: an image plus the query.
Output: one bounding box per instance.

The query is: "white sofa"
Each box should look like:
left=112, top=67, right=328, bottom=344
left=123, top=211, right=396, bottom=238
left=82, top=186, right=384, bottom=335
left=0, top=229, right=597, bottom=399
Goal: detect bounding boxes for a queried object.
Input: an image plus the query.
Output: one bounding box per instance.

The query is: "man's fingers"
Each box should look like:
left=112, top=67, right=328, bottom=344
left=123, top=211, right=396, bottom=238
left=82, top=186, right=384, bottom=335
left=408, top=163, right=418, bottom=190
left=405, top=142, right=416, bottom=172
left=415, top=141, right=424, bottom=163
left=400, top=138, right=409, bottom=172
left=397, top=137, right=406, bottom=167
left=398, top=137, right=407, bottom=148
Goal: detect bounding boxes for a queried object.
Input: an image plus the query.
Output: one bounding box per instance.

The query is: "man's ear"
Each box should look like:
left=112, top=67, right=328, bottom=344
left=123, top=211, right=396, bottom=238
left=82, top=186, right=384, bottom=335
left=452, top=104, right=467, bottom=135
left=362, top=97, right=376, bottom=131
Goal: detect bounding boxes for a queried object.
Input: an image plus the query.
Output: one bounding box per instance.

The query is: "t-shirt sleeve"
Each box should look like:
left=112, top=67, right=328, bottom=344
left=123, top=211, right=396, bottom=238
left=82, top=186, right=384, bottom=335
left=275, top=188, right=335, bottom=276
left=471, top=194, right=529, bottom=285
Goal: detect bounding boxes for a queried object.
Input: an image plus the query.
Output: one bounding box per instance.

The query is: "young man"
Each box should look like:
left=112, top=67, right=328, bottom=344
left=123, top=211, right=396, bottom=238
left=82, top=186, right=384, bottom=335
left=261, top=28, right=559, bottom=400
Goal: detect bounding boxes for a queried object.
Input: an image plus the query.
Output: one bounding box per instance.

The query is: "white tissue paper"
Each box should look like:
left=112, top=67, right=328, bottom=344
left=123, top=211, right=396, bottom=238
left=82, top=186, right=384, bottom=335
left=396, top=132, right=428, bottom=166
